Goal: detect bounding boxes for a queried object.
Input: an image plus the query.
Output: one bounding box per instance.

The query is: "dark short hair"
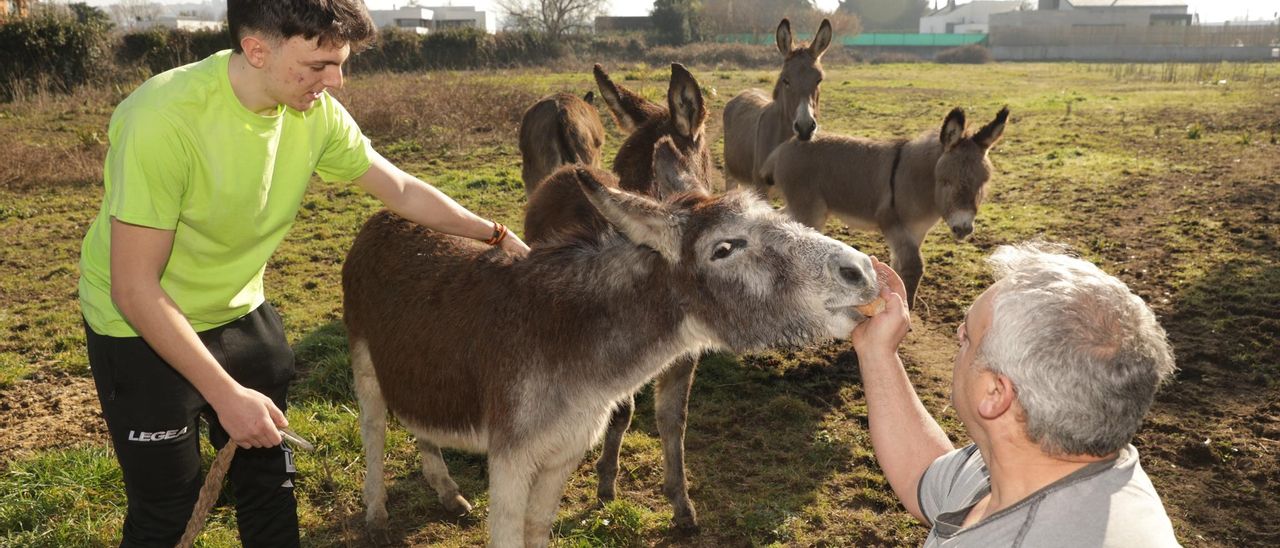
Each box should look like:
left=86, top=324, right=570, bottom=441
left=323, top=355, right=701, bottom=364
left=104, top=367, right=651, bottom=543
left=228, top=0, right=376, bottom=53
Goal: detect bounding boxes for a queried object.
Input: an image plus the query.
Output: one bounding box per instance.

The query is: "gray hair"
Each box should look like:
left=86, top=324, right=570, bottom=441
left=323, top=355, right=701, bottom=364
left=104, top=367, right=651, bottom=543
left=978, top=242, right=1176, bottom=457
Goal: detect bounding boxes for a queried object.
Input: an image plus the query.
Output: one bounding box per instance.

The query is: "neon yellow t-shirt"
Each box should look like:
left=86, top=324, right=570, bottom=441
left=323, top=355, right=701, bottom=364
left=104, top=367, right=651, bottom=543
left=79, top=50, right=374, bottom=337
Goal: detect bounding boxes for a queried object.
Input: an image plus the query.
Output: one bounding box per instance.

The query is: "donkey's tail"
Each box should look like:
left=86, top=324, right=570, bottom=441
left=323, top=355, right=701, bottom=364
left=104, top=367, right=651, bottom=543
left=555, top=105, right=593, bottom=166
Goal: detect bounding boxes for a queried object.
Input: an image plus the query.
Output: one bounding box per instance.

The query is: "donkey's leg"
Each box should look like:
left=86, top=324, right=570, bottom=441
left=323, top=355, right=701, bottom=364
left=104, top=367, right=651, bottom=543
left=653, top=353, right=699, bottom=530
left=885, top=225, right=926, bottom=307
left=416, top=439, right=472, bottom=515
left=488, top=453, right=535, bottom=548
left=522, top=455, right=581, bottom=548
left=351, top=339, right=390, bottom=531
left=594, top=395, right=634, bottom=503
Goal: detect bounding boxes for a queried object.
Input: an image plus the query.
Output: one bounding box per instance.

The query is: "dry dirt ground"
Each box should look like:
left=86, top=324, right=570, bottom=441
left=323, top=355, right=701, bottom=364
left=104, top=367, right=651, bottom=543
left=2, top=65, right=1278, bottom=546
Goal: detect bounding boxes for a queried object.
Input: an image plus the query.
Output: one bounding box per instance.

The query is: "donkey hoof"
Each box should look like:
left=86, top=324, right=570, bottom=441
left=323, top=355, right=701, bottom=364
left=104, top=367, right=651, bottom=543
left=365, top=507, right=389, bottom=533
left=596, top=487, right=617, bottom=505
left=673, top=507, right=699, bottom=533
left=442, top=493, right=473, bottom=515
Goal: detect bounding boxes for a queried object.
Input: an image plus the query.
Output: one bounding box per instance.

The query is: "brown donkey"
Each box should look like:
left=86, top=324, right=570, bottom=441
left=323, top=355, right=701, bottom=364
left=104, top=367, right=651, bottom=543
left=761, top=106, right=1009, bottom=305
left=345, top=166, right=880, bottom=547
left=518, top=91, right=606, bottom=197
left=723, top=18, right=832, bottom=194
left=523, top=63, right=714, bottom=529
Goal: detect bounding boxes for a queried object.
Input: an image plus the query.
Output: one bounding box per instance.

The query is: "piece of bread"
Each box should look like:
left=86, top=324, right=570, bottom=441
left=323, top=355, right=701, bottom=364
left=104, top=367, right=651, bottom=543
left=855, top=297, right=886, bottom=317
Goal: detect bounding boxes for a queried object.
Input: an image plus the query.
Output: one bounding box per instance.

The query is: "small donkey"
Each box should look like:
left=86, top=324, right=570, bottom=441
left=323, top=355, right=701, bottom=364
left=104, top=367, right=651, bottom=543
left=344, top=165, right=879, bottom=547
left=518, top=91, right=606, bottom=197
left=761, top=106, right=1008, bottom=305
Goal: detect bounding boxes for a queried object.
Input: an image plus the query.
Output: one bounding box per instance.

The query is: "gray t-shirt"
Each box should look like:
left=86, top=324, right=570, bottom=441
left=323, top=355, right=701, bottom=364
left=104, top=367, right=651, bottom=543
left=918, top=444, right=1180, bottom=547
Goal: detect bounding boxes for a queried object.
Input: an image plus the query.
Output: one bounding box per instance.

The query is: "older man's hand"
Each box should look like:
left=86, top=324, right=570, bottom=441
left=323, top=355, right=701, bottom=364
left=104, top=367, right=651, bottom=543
left=851, top=257, right=911, bottom=358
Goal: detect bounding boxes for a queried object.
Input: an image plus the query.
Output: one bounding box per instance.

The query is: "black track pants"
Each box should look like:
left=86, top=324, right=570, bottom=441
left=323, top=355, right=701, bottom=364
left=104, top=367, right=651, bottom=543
left=85, top=302, right=300, bottom=548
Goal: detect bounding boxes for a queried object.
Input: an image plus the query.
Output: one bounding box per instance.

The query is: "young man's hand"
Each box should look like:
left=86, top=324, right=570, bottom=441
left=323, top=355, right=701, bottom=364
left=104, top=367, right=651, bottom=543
left=851, top=257, right=911, bottom=358
left=210, top=385, right=287, bottom=449
left=500, top=230, right=531, bottom=257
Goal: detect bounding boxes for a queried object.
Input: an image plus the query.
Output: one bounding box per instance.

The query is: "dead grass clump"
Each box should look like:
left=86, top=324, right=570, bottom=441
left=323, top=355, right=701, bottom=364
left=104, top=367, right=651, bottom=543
left=333, top=73, right=540, bottom=158
left=935, top=44, right=991, bottom=64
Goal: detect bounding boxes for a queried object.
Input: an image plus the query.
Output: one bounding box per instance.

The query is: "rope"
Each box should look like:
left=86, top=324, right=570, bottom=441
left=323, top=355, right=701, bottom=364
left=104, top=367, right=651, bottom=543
left=175, top=428, right=313, bottom=548
left=175, top=441, right=236, bottom=548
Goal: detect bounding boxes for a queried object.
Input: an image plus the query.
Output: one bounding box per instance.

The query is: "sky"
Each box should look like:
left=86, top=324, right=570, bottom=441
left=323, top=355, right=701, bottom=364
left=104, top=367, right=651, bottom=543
left=75, top=0, right=1280, bottom=24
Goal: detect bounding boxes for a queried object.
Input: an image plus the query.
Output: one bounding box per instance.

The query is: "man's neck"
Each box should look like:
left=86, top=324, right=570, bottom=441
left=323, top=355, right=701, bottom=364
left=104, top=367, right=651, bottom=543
left=227, top=53, right=279, bottom=116
left=966, top=437, right=1117, bottom=526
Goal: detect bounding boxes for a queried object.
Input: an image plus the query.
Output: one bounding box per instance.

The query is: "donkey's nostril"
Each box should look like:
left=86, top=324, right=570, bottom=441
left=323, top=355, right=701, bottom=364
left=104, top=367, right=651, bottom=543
left=839, top=266, right=863, bottom=285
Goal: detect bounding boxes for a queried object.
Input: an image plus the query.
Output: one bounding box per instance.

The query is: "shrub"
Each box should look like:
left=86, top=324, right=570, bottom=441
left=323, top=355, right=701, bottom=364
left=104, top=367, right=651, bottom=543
left=935, top=44, right=991, bottom=64
left=0, top=10, right=113, bottom=101
left=868, top=52, right=922, bottom=65
left=118, top=27, right=231, bottom=75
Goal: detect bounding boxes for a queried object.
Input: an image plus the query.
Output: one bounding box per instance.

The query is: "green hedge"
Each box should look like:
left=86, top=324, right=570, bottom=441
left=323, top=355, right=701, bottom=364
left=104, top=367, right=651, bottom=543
left=0, top=11, right=113, bottom=100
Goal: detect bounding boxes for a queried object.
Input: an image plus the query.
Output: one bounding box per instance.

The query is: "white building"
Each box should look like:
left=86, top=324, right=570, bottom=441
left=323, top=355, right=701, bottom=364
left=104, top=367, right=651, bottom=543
left=368, top=6, right=435, bottom=34
left=123, top=15, right=224, bottom=32
left=920, top=1, right=1024, bottom=34
left=429, top=4, right=497, bottom=33
left=368, top=3, right=497, bottom=34
left=991, top=0, right=1192, bottom=29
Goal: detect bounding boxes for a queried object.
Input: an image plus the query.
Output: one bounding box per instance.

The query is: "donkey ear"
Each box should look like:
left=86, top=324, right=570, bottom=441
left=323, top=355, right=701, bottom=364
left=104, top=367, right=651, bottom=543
left=652, top=136, right=706, bottom=198
left=582, top=90, right=595, bottom=104
left=973, top=106, right=1009, bottom=150
left=667, top=63, right=706, bottom=141
left=594, top=64, right=657, bottom=134
left=811, top=19, right=833, bottom=58
left=575, top=167, right=682, bottom=262
left=941, top=107, right=967, bottom=151
left=776, top=18, right=793, bottom=55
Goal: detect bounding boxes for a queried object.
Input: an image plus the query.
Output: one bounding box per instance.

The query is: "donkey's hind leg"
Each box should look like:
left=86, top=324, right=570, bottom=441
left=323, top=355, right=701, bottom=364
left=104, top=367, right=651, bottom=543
left=416, top=439, right=472, bottom=515
left=594, top=395, right=634, bottom=503
left=654, top=353, right=700, bottom=531
left=351, top=338, right=390, bottom=531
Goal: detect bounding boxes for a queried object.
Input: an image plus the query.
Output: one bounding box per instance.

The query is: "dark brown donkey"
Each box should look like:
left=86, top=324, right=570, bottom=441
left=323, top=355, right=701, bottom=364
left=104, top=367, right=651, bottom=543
left=345, top=166, right=880, bottom=547
left=518, top=91, right=606, bottom=197
left=761, top=106, right=1009, bottom=305
left=723, top=18, right=832, bottom=195
left=524, top=63, right=715, bottom=530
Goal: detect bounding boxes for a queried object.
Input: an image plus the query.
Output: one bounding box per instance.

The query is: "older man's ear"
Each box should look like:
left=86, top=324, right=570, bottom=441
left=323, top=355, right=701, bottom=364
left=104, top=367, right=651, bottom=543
left=977, top=372, right=1018, bottom=421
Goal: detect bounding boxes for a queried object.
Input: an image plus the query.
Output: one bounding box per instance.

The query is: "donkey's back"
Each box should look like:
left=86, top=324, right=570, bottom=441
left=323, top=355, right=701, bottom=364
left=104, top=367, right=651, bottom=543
left=519, top=92, right=605, bottom=196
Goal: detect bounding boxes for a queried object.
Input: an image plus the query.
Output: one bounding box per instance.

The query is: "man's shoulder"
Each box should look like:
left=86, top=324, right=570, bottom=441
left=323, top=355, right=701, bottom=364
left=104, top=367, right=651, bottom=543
left=1029, top=447, right=1179, bottom=546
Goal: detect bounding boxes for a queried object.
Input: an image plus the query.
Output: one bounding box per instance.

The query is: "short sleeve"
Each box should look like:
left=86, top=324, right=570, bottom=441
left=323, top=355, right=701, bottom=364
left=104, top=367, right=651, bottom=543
left=315, top=93, right=375, bottom=183
left=918, top=444, right=983, bottom=525
left=105, top=110, right=190, bottom=229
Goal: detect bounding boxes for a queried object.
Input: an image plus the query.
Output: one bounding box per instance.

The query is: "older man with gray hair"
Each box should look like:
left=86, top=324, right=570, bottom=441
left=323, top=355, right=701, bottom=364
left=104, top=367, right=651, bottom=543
left=851, top=242, right=1179, bottom=546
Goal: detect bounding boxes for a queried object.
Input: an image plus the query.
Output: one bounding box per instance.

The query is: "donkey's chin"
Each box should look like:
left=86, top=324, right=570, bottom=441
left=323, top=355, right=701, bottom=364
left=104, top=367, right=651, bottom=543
left=823, top=306, right=861, bottom=339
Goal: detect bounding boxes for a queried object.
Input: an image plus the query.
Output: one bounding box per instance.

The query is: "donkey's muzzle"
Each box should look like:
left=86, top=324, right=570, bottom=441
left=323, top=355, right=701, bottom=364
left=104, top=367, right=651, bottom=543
left=794, top=120, right=817, bottom=142
left=951, top=223, right=974, bottom=241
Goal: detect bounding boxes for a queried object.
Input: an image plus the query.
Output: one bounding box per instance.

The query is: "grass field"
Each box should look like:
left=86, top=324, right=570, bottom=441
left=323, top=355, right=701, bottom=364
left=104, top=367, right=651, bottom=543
left=1, top=60, right=1277, bottom=546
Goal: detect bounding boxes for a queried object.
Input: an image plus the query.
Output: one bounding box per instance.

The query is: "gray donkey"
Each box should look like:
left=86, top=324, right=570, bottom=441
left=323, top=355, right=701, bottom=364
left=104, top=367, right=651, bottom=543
left=723, top=18, right=832, bottom=194
left=761, top=106, right=1009, bottom=305
left=344, top=165, right=880, bottom=547
left=526, top=63, right=720, bottom=531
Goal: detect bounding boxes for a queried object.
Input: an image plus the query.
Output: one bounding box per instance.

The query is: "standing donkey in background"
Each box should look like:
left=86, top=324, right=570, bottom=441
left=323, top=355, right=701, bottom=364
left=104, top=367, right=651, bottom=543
left=724, top=18, right=832, bottom=194
left=518, top=91, right=606, bottom=196
left=345, top=165, right=881, bottom=547
left=761, top=106, right=1009, bottom=305
left=523, top=63, right=714, bottom=530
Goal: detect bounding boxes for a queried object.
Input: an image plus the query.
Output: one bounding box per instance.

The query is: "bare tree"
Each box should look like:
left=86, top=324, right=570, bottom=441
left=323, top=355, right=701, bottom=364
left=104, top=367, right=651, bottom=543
left=497, top=0, right=608, bottom=38
left=110, top=0, right=164, bottom=28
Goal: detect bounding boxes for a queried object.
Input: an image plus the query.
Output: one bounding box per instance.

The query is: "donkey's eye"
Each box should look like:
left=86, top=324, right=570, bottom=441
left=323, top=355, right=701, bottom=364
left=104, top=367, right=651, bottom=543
left=710, top=239, right=747, bottom=261
left=781, top=78, right=790, bottom=87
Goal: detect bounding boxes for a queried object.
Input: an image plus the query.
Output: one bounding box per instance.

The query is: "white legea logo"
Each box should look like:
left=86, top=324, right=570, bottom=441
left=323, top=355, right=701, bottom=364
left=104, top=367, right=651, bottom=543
left=127, top=426, right=190, bottom=442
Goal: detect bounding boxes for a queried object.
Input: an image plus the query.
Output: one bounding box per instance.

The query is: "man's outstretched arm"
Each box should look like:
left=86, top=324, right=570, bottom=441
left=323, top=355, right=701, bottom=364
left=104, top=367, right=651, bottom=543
left=851, top=258, right=954, bottom=523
